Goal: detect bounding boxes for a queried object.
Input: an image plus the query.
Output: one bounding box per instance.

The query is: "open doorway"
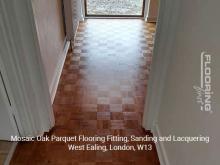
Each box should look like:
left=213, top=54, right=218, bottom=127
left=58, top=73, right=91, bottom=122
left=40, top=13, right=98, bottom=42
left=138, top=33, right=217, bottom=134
left=8, top=0, right=160, bottom=164
left=85, top=0, right=145, bottom=17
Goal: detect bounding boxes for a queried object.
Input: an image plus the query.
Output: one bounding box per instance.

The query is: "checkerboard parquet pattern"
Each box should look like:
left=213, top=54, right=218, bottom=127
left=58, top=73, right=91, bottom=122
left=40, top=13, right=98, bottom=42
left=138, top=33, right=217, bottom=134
left=11, top=19, right=159, bottom=165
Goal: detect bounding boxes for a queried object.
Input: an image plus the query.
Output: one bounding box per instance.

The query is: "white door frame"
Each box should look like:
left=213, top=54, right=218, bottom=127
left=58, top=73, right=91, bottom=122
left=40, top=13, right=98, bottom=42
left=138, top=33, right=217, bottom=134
left=0, top=0, right=55, bottom=137
left=142, top=0, right=181, bottom=131
left=144, top=0, right=150, bottom=20
left=0, top=58, right=19, bottom=140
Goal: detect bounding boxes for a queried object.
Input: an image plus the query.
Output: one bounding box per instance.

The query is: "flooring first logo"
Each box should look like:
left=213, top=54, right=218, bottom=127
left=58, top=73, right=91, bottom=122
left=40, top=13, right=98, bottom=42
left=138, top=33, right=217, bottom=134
left=193, top=52, right=213, bottom=113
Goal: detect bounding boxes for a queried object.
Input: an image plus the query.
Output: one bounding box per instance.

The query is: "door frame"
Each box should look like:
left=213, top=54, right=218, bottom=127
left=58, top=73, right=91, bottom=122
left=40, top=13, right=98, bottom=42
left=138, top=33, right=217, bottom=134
left=142, top=1, right=181, bottom=164
left=142, top=0, right=181, bottom=131
left=84, top=0, right=146, bottom=17
left=0, top=0, right=55, bottom=137
left=0, top=59, right=20, bottom=140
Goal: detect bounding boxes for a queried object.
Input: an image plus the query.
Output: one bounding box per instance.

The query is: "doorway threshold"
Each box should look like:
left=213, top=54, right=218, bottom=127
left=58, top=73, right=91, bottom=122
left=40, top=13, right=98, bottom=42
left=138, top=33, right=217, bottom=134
left=85, top=16, right=145, bottom=19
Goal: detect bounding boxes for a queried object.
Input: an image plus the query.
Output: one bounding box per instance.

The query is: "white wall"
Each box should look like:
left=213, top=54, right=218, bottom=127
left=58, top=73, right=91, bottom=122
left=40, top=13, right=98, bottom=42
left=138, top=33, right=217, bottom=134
left=32, top=0, right=67, bottom=101
left=148, top=0, right=220, bottom=165
left=72, top=0, right=84, bottom=36
left=63, top=0, right=83, bottom=40
left=64, top=0, right=74, bottom=40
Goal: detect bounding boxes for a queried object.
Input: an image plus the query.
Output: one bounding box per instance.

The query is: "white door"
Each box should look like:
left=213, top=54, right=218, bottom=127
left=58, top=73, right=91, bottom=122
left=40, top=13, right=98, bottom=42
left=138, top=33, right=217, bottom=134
left=0, top=71, right=18, bottom=141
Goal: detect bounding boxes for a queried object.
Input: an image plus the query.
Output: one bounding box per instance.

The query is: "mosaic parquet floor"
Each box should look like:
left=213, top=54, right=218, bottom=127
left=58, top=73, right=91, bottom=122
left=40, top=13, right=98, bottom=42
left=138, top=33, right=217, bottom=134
left=11, top=19, right=159, bottom=165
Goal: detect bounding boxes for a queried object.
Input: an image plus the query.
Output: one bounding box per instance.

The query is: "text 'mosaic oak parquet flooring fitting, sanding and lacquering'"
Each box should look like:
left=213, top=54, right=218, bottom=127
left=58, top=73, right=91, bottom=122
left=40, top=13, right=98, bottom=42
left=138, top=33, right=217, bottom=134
left=10, top=19, right=159, bottom=165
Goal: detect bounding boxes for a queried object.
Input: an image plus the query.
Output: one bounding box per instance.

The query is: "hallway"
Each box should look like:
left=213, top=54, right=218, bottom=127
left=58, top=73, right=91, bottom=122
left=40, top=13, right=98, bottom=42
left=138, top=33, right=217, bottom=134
left=11, top=19, right=159, bottom=165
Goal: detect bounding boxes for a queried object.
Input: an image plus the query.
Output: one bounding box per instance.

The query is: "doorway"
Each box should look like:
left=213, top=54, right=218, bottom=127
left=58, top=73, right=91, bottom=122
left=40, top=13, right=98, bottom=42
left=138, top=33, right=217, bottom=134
left=85, top=0, right=145, bottom=17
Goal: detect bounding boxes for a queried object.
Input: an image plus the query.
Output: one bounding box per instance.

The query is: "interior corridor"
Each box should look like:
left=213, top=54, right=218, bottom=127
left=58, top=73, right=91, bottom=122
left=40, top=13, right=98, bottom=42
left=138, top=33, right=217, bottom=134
left=11, top=19, right=159, bottom=165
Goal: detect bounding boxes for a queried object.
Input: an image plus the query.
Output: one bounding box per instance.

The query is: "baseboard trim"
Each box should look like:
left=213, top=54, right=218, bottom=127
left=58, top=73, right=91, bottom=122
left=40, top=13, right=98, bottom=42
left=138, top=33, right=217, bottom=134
left=4, top=142, right=17, bottom=165
left=50, top=40, right=70, bottom=103
left=152, top=124, right=170, bottom=165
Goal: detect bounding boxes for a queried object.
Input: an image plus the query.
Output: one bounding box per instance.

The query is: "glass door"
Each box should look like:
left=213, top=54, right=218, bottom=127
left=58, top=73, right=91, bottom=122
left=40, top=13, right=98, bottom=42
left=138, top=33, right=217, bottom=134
left=85, top=0, right=145, bottom=17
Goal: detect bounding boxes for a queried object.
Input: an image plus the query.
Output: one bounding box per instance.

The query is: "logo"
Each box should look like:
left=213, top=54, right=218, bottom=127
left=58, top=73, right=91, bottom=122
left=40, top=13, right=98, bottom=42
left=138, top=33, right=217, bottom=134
left=193, top=52, right=213, bottom=113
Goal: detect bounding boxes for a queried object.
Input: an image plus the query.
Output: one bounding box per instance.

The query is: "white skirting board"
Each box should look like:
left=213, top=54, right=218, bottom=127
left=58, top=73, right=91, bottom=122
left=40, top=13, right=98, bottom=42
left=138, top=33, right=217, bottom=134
left=50, top=40, right=70, bottom=103
left=152, top=124, right=170, bottom=165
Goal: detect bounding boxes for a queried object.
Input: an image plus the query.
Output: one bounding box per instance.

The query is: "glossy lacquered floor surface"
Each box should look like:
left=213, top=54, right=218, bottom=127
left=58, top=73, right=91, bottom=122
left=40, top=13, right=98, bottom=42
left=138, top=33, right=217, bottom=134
left=10, top=19, right=159, bottom=165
